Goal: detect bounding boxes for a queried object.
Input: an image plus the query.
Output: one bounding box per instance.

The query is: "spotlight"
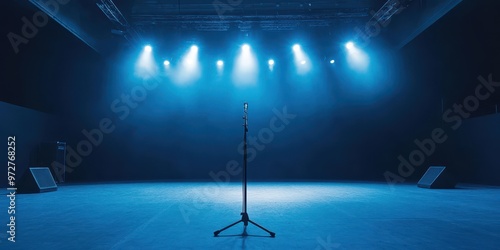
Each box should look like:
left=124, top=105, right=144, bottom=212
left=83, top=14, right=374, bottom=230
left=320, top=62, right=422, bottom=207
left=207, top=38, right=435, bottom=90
left=330, top=59, right=335, bottom=64
left=216, top=59, right=224, bottom=74
left=346, top=42, right=369, bottom=72
left=292, top=44, right=311, bottom=74
left=345, top=42, right=355, bottom=50
left=174, top=44, right=201, bottom=84
left=136, top=45, right=157, bottom=79
left=163, top=60, right=170, bottom=66
left=268, top=59, right=275, bottom=71
left=234, top=43, right=258, bottom=85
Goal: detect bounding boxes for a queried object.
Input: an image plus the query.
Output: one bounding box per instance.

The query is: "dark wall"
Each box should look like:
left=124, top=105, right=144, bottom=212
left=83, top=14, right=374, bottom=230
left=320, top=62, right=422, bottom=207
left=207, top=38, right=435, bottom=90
left=441, top=0, right=500, bottom=185
left=1, top=1, right=107, bottom=184
left=446, top=114, right=500, bottom=185
left=385, top=0, right=500, bottom=185
left=0, top=102, right=62, bottom=188
left=0, top=0, right=106, bottom=115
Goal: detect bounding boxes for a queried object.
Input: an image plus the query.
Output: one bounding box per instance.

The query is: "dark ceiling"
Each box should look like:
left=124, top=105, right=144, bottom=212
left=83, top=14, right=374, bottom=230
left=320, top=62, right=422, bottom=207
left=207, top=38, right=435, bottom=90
left=26, top=0, right=462, bottom=54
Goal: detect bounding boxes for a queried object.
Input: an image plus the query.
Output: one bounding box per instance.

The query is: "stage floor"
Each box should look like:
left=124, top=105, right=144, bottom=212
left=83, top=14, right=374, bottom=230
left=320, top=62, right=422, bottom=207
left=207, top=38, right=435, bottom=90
left=1, top=181, right=499, bottom=249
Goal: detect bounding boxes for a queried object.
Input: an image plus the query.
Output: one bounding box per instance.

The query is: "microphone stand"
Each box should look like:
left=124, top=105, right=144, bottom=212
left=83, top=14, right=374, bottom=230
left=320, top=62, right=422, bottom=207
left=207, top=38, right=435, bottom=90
left=213, top=102, right=275, bottom=237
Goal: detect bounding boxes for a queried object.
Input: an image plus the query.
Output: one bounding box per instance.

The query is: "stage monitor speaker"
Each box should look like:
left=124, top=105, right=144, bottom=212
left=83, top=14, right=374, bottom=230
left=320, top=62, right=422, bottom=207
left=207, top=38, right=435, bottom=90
left=18, top=167, right=58, bottom=194
left=36, top=141, right=66, bottom=183
left=417, top=166, right=456, bottom=189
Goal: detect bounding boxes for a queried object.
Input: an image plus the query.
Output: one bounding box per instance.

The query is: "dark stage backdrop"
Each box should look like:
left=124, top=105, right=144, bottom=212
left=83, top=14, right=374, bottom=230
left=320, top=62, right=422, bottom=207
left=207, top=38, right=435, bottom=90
left=58, top=46, right=442, bottom=183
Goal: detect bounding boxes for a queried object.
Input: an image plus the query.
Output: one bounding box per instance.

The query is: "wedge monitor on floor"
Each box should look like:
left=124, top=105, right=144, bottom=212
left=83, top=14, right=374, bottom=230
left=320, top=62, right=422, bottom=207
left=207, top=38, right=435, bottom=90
left=18, top=167, right=58, bottom=194
left=417, top=166, right=456, bottom=189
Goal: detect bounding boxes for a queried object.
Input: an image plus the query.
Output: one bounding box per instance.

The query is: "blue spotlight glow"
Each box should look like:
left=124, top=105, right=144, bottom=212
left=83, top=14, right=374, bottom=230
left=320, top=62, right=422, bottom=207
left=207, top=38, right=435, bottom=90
left=135, top=45, right=158, bottom=79
left=242, top=44, right=251, bottom=51
left=171, top=45, right=201, bottom=84
left=345, top=42, right=369, bottom=72
left=182, top=46, right=199, bottom=69
left=330, top=59, right=335, bottom=64
left=292, top=44, right=311, bottom=74
left=163, top=60, right=170, bottom=66
left=345, top=42, right=355, bottom=50
left=233, top=43, right=258, bottom=85
left=216, top=60, right=224, bottom=75
left=268, top=59, right=275, bottom=71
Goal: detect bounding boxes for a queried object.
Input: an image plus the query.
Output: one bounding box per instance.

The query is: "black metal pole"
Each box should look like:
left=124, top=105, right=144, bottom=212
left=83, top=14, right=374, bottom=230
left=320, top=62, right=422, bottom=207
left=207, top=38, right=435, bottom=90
left=243, top=102, right=248, bottom=215
left=213, top=102, right=275, bottom=237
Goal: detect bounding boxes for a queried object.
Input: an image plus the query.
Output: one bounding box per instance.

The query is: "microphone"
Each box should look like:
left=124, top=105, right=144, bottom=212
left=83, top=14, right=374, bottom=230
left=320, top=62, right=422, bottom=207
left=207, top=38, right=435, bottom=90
left=244, top=102, right=248, bottom=111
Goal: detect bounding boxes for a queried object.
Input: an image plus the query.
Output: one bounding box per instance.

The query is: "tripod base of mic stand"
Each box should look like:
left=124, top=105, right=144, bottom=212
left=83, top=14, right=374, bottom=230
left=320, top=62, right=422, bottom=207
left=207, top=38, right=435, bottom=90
left=214, top=212, right=275, bottom=237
